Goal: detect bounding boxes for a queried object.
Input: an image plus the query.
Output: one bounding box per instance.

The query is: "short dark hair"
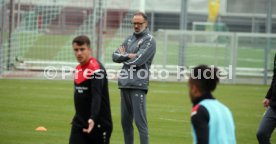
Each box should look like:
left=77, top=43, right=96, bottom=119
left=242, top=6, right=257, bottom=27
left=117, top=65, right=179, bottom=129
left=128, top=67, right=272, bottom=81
left=72, top=35, right=91, bottom=47
left=133, top=11, right=148, bottom=21
left=189, top=65, right=220, bottom=93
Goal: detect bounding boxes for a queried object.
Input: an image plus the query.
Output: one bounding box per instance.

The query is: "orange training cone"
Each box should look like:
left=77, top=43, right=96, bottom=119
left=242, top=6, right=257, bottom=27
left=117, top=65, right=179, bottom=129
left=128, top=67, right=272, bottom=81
left=35, top=126, right=47, bottom=131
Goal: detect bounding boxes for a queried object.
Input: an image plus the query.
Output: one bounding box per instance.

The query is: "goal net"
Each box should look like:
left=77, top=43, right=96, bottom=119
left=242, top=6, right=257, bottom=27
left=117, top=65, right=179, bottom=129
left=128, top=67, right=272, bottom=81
left=192, top=22, right=229, bottom=44
left=0, top=0, right=137, bottom=76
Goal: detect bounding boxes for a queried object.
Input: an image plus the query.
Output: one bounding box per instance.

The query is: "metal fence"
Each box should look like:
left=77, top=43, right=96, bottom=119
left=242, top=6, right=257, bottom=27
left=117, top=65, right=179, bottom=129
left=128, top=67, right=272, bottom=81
left=1, top=0, right=276, bottom=84
left=155, top=30, right=276, bottom=84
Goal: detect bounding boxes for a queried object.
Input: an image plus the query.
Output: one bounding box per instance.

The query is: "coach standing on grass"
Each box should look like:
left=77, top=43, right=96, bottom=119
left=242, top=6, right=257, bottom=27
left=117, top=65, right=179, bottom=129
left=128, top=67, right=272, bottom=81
left=69, top=35, right=112, bottom=144
left=112, top=12, right=156, bottom=144
left=257, top=53, right=276, bottom=144
left=188, top=65, right=236, bottom=144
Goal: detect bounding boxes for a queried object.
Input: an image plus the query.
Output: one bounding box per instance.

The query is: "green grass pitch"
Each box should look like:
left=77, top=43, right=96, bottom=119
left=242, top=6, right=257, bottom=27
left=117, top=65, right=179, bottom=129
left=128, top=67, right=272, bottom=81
left=0, top=79, right=275, bottom=144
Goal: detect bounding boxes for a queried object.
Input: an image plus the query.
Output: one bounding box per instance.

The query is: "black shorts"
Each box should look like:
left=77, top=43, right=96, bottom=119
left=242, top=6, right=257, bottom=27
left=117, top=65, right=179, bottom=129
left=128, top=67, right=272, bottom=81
left=69, top=125, right=111, bottom=144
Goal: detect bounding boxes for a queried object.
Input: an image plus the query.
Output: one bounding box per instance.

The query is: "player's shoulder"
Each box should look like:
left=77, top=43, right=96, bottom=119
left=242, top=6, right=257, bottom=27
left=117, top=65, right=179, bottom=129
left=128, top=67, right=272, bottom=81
left=143, top=34, right=156, bottom=45
left=125, top=35, right=133, bottom=41
left=87, top=57, right=101, bottom=72
left=75, top=64, right=81, bottom=70
left=191, top=104, right=200, bottom=117
left=191, top=104, right=208, bottom=117
left=75, top=57, right=101, bottom=72
left=143, top=33, right=154, bottom=40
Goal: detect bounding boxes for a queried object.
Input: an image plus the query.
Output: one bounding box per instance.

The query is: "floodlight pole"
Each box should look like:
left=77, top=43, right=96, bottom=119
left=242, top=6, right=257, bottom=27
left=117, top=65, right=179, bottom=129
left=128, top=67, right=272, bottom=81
left=178, top=0, right=188, bottom=80
left=17, top=0, right=21, bottom=29
left=96, top=0, right=103, bottom=62
left=139, top=0, right=145, bottom=12
left=92, top=0, right=97, bottom=57
left=264, top=0, right=272, bottom=85
left=7, top=0, right=14, bottom=70
left=179, top=0, right=188, bottom=65
left=0, top=0, right=6, bottom=74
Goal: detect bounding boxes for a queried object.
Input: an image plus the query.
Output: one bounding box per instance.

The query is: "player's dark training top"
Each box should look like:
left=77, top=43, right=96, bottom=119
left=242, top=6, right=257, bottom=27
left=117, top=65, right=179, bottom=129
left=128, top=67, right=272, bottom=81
left=265, top=53, right=276, bottom=110
left=191, top=93, right=235, bottom=144
left=71, top=57, right=112, bottom=132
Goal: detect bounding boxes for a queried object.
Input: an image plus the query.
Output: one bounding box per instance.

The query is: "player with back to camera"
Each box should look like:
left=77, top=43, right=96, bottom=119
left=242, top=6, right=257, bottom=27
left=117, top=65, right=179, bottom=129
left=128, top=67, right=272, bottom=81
left=188, top=65, right=236, bottom=144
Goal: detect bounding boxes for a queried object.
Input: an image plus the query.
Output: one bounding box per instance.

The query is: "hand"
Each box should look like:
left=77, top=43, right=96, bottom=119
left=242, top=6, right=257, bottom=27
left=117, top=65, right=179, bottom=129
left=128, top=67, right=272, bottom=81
left=263, top=98, right=270, bottom=108
left=128, top=53, right=137, bottom=59
left=119, top=46, right=126, bottom=55
left=83, top=119, right=95, bottom=133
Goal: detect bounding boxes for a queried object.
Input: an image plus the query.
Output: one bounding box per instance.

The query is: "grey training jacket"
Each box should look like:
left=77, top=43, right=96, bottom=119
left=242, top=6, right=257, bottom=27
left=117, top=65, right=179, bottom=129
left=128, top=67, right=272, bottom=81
left=112, top=28, right=156, bottom=90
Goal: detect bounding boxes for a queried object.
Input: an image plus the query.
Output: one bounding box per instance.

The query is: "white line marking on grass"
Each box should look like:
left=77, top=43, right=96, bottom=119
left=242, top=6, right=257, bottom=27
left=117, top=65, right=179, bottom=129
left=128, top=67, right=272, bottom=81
left=150, top=90, right=184, bottom=94
left=188, top=54, right=263, bottom=63
left=159, top=118, right=187, bottom=123
left=237, top=58, right=262, bottom=63
left=149, top=104, right=185, bottom=109
left=190, top=55, right=263, bottom=63
left=0, top=85, right=70, bottom=90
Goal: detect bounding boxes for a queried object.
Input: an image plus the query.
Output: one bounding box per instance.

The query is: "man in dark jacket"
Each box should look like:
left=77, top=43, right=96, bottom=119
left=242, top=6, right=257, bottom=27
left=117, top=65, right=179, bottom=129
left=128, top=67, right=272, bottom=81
left=112, top=12, right=156, bottom=144
left=257, top=54, right=276, bottom=144
left=69, top=35, right=112, bottom=144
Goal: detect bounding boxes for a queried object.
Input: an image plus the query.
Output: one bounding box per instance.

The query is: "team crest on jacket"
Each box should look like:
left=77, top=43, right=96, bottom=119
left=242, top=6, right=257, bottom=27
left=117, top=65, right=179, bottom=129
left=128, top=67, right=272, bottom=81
left=127, top=39, right=131, bottom=46
left=138, top=39, right=144, bottom=47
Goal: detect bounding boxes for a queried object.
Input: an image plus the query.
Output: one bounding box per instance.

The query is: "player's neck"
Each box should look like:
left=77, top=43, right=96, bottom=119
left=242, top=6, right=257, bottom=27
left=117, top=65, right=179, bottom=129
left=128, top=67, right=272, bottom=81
left=80, top=57, right=92, bottom=66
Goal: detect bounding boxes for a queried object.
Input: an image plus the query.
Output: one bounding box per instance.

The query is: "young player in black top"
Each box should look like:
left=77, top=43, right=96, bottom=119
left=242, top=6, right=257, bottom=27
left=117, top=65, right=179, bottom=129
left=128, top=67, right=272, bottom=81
left=69, top=35, right=112, bottom=144
left=188, top=65, right=236, bottom=144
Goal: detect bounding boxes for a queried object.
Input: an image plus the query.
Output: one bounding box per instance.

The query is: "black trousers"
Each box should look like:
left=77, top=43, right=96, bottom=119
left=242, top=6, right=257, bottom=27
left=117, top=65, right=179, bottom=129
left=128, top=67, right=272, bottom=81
left=257, top=107, right=276, bottom=144
left=69, top=125, right=111, bottom=144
